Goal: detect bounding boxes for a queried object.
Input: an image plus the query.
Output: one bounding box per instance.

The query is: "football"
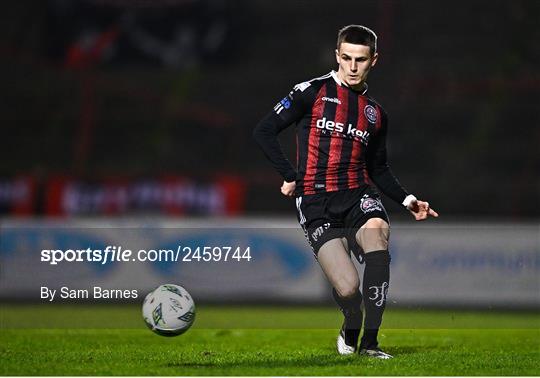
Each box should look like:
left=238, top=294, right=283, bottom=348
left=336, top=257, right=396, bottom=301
left=142, top=284, right=196, bottom=336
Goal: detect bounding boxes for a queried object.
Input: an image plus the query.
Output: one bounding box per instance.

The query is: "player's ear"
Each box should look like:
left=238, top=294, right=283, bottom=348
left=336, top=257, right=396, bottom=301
left=370, top=52, right=379, bottom=67
left=335, top=49, right=340, bottom=64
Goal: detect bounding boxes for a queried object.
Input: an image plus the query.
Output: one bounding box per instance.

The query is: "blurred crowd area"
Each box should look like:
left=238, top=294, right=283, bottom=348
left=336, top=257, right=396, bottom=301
left=1, top=0, right=539, bottom=218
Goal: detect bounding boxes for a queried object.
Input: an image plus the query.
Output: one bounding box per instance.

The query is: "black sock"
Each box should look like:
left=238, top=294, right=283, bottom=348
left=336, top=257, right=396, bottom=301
left=361, top=250, right=390, bottom=349
left=332, top=289, right=363, bottom=347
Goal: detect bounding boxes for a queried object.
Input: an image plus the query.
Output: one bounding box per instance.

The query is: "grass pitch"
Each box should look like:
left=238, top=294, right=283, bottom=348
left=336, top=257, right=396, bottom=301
left=1, top=305, right=539, bottom=376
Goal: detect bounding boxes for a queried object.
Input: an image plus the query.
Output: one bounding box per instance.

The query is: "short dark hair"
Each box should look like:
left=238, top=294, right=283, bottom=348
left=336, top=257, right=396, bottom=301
left=337, top=25, right=377, bottom=54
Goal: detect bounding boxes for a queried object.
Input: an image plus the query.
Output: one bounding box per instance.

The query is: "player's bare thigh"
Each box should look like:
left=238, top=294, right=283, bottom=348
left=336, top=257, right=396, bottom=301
left=355, top=217, right=389, bottom=253
left=317, top=238, right=359, bottom=298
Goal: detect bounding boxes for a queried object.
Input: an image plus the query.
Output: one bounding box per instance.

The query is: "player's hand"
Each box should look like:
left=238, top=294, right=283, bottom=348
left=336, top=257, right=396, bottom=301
left=407, top=199, right=439, bottom=221
left=281, top=181, right=296, bottom=197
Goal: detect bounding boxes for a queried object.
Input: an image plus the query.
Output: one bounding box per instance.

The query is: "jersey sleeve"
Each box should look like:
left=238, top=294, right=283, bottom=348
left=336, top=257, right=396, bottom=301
left=253, top=82, right=314, bottom=182
left=366, top=108, right=409, bottom=205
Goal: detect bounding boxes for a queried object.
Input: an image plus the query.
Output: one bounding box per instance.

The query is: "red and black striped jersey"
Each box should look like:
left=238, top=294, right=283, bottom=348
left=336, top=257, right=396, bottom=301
left=254, top=71, right=408, bottom=203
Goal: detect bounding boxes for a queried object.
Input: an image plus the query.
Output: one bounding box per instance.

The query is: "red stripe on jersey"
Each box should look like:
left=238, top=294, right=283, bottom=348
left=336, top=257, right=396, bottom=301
left=348, top=96, right=368, bottom=189
left=325, top=86, right=348, bottom=191
left=348, top=138, right=361, bottom=188
left=303, top=85, right=327, bottom=194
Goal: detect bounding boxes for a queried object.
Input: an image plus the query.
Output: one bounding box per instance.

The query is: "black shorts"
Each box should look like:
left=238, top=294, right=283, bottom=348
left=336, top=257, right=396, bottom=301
left=295, top=186, right=389, bottom=255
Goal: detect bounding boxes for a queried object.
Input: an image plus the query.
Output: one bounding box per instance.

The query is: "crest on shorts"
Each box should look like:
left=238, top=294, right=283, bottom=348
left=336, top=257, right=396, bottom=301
left=360, top=194, right=382, bottom=213
left=364, top=105, right=378, bottom=124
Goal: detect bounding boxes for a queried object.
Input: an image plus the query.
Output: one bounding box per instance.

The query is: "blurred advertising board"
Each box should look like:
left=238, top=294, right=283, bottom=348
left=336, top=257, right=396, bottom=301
left=0, top=176, right=36, bottom=216
left=0, top=176, right=244, bottom=216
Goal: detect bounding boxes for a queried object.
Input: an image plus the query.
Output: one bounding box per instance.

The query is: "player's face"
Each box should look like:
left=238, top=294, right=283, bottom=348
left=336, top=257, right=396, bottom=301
left=335, top=43, right=378, bottom=89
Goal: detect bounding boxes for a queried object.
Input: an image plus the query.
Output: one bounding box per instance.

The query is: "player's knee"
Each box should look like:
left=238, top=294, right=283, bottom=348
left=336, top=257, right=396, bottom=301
left=334, top=277, right=360, bottom=299
left=335, top=286, right=358, bottom=299
left=356, top=217, right=389, bottom=252
left=361, top=217, right=389, bottom=230
left=357, top=218, right=388, bottom=240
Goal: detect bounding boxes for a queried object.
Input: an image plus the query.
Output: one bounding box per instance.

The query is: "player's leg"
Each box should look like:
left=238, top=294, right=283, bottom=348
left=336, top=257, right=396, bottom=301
left=355, top=217, right=392, bottom=359
left=318, top=238, right=360, bottom=298
left=317, top=238, right=363, bottom=354
left=295, top=193, right=363, bottom=355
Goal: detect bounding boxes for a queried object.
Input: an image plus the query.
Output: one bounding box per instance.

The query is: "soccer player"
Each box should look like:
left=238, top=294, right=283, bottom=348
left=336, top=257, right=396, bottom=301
left=253, top=25, right=438, bottom=359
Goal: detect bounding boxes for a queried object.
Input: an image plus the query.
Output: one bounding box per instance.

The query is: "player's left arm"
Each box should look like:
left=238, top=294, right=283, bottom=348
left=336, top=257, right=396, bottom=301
left=366, top=110, right=438, bottom=221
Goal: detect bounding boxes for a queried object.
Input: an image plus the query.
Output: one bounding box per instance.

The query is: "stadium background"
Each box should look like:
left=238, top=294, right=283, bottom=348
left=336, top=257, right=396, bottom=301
left=0, top=1, right=539, bottom=375
left=1, top=0, right=539, bottom=218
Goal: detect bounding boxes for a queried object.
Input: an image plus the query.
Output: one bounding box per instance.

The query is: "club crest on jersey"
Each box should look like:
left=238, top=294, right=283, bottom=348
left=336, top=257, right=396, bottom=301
left=360, top=194, right=382, bottom=213
left=364, top=105, right=378, bottom=124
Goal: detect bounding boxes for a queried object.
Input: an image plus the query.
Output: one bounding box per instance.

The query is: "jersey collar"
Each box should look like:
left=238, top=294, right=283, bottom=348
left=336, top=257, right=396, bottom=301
left=331, top=70, right=368, bottom=95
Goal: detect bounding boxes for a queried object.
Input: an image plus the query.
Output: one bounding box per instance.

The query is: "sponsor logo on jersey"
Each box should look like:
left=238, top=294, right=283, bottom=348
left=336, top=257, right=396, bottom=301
left=321, top=96, right=341, bottom=104
left=360, top=194, right=383, bottom=213
left=364, top=105, right=378, bottom=124
left=315, top=117, right=370, bottom=145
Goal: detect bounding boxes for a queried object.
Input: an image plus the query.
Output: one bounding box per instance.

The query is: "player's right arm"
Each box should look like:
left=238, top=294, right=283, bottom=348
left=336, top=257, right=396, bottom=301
left=253, top=83, right=313, bottom=187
